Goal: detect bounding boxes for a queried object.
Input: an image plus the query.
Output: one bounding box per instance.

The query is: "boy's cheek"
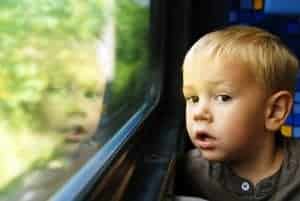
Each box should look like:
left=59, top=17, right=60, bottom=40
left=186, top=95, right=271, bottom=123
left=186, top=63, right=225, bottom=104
left=185, top=119, right=191, bottom=133
left=185, top=116, right=193, bottom=134
left=185, top=109, right=191, bottom=126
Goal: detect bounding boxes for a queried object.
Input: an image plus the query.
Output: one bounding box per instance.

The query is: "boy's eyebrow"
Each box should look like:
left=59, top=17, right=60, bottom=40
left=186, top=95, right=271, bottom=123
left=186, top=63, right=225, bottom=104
left=182, top=85, right=195, bottom=92
left=182, top=85, right=192, bottom=90
left=206, top=80, right=230, bottom=86
left=183, top=80, right=231, bottom=89
left=182, top=86, right=194, bottom=96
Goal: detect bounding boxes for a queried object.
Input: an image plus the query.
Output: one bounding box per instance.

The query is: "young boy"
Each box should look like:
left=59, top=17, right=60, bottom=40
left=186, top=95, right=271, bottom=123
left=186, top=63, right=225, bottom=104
left=180, top=25, right=300, bottom=201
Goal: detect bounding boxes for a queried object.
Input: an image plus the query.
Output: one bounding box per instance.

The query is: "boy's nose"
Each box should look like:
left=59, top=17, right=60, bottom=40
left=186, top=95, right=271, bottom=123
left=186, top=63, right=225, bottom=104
left=192, top=101, right=212, bottom=122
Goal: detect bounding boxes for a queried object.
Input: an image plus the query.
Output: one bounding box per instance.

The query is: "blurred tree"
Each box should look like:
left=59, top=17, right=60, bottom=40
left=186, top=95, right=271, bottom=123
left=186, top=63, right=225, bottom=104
left=103, top=0, right=150, bottom=114
left=0, top=0, right=150, bottom=196
left=0, top=0, right=106, bottom=131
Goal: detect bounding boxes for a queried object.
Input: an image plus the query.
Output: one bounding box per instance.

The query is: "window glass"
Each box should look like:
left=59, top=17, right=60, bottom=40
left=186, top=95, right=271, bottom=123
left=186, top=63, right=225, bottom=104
left=0, top=0, right=150, bottom=200
left=97, top=0, right=151, bottom=136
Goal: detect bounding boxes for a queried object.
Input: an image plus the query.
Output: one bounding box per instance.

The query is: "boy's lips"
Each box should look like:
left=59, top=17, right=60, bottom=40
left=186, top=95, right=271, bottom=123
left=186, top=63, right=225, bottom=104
left=194, top=131, right=216, bottom=149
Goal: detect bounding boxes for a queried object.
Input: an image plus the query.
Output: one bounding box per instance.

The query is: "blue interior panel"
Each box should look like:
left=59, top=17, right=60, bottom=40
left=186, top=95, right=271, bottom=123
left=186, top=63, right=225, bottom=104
left=240, top=0, right=253, bottom=10
left=228, top=1, right=300, bottom=137
left=265, top=0, right=300, bottom=15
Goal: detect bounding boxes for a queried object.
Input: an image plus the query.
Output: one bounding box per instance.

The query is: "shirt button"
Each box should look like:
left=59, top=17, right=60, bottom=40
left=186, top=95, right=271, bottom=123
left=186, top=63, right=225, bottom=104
left=241, top=182, right=250, bottom=191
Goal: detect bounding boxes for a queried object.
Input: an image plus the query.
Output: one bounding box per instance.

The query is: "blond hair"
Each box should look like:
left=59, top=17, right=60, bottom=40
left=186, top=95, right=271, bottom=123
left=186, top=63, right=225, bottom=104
left=185, top=25, right=299, bottom=94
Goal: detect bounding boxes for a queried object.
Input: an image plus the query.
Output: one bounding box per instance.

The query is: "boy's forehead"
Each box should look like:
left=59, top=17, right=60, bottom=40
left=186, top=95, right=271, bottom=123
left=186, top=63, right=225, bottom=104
left=183, top=51, right=210, bottom=68
left=184, top=51, right=251, bottom=75
left=183, top=53, right=259, bottom=88
left=183, top=53, right=224, bottom=76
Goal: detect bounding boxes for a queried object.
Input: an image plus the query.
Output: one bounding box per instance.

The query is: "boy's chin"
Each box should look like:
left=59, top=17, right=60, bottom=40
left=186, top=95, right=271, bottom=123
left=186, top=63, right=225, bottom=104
left=200, top=150, right=228, bottom=162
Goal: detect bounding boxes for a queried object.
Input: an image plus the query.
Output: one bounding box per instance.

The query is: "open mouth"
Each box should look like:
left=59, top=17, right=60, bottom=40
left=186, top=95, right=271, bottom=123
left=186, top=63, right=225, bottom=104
left=194, top=131, right=216, bottom=149
left=196, top=132, right=212, bottom=141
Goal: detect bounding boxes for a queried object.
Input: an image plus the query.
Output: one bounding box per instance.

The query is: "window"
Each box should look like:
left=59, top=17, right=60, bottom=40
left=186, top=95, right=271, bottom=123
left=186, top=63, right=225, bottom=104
left=0, top=0, right=151, bottom=200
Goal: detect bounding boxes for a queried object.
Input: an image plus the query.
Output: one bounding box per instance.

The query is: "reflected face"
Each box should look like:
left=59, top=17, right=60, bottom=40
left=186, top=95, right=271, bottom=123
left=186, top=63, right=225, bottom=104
left=183, top=54, right=269, bottom=162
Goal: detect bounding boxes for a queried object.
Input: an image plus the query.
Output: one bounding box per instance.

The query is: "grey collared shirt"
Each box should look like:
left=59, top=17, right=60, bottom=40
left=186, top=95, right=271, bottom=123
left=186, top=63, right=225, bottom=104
left=177, top=137, right=300, bottom=201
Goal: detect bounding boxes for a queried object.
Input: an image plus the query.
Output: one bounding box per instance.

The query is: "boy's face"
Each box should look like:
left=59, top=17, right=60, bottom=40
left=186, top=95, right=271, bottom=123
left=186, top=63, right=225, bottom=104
left=183, top=53, right=271, bottom=162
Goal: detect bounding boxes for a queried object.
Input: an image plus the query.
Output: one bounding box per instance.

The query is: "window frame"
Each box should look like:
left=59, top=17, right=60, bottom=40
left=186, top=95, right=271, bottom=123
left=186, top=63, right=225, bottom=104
left=50, top=100, right=160, bottom=201
left=49, top=0, right=162, bottom=200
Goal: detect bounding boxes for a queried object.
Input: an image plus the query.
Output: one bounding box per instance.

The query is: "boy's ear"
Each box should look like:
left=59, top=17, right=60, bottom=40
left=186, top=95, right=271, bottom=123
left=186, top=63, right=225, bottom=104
left=265, top=91, right=293, bottom=132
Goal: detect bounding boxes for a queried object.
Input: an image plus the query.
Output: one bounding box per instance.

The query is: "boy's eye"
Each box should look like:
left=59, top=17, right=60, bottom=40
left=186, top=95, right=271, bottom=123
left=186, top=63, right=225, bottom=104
left=215, top=95, right=232, bottom=102
left=186, top=96, right=199, bottom=103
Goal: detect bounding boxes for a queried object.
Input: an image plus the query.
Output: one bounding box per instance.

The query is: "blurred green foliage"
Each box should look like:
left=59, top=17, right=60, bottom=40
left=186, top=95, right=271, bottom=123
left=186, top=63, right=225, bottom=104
left=0, top=0, right=106, bottom=131
left=0, top=0, right=106, bottom=194
left=0, top=0, right=150, bottom=198
left=106, top=0, right=150, bottom=112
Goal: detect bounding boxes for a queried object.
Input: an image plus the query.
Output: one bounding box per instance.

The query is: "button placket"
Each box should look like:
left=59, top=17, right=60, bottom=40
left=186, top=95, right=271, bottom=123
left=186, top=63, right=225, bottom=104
left=241, top=181, right=250, bottom=191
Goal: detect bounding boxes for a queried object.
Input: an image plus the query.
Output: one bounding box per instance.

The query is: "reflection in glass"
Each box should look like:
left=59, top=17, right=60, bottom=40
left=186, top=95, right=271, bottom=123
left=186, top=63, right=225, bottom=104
left=0, top=0, right=150, bottom=200
left=97, top=0, right=150, bottom=138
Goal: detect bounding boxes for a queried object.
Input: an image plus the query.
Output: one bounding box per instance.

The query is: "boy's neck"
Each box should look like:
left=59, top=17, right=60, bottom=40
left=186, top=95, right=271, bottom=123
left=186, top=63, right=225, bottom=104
left=228, top=134, right=284, bottom=186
